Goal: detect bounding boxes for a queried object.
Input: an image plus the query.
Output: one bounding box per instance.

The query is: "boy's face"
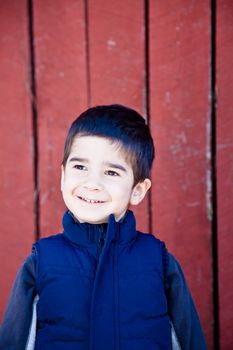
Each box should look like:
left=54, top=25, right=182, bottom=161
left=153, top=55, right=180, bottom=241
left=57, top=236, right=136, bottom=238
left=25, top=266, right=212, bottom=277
left=61, top=135, right=151, bottom=224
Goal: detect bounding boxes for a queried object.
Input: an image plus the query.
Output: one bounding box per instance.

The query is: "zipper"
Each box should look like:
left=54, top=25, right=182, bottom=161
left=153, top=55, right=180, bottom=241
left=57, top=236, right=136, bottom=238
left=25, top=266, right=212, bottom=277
left=97, top=226, right=106, bottom=257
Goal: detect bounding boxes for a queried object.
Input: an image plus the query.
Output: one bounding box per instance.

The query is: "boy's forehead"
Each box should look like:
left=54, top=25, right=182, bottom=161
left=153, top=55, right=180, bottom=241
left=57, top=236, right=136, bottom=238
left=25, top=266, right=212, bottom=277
left=71, top=135, right=118, bottom=150
left=69, top=135, right=131, bottom=165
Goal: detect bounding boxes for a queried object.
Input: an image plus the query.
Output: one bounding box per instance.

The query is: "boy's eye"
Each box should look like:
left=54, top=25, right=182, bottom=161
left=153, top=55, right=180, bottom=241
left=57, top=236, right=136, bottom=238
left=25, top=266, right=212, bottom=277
left=105, top=170, right=120, bottom=177
left=73, top=164, right=87, bottom=171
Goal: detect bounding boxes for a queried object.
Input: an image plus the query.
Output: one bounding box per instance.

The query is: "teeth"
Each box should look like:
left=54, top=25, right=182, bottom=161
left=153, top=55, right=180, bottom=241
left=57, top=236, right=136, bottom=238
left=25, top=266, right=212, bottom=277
left=80, top=197, right=103, bottom=204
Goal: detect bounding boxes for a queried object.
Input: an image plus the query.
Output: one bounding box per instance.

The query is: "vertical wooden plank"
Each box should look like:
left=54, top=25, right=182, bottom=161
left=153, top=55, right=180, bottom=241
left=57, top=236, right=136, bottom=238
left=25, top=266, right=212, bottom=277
left=0, top=1, right=34, bottom=319
left=149, top=1, right=213, bottom=348
left=88, top=0, right=149, bottom=231
left=33, top=0, right=88, bottom=236
left=216, top=1, right=233, bottom=348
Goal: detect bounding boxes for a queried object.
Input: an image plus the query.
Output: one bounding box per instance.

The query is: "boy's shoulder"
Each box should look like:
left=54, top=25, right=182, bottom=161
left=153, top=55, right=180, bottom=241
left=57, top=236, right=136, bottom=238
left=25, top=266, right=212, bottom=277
left=33, top=233, right=75, bottom=270
left=137, top=230, right=166, bottom=247
left=35, top=233, right=64, bottom=244
left=33, top=233, right=66, bottom=253
left=136, top=230, right=169, bottom=267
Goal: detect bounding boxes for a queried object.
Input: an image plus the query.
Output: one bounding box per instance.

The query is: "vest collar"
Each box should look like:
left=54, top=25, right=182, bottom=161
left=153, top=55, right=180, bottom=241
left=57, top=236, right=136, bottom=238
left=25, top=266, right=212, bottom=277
left=62, top=210, right=137, bottom=247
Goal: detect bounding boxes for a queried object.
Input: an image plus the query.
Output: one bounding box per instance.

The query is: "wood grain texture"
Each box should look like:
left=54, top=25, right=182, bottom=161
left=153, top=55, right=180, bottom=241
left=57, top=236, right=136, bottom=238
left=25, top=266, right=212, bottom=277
left=149, top=1, right=213, bottom=347
left=0, top=1, right=34, bottom=319
left=216, top=1, right=233, bottom=348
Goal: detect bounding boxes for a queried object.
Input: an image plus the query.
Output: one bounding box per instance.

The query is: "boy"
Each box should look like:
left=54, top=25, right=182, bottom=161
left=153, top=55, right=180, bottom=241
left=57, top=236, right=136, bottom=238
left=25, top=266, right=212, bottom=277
left=0, top=105, right=206, bottom=349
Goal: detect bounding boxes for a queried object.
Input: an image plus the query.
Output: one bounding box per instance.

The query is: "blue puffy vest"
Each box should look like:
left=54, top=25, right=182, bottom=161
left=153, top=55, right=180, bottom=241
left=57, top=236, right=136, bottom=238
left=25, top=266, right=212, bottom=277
left=34, top=211, right=171, bottom=350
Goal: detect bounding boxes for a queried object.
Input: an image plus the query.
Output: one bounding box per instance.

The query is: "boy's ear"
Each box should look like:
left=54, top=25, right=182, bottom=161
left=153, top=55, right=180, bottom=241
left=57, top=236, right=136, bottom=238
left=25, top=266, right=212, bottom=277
left=61, top=165, right=64, bottom=191
left=130, top=178, right=151, bottom=206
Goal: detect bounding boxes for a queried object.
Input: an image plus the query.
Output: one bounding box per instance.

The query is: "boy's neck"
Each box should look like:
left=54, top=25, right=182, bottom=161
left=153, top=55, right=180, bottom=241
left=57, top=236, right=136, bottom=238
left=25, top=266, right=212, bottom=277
left=68, top=210, right=129, bottom=226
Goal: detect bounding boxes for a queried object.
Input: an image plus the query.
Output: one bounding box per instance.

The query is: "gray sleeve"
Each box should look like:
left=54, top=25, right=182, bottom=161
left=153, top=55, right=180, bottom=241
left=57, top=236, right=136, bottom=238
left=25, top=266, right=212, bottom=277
left=166, top=253, right=207, bottom=350
left=0, top=252, right=37, bottom=350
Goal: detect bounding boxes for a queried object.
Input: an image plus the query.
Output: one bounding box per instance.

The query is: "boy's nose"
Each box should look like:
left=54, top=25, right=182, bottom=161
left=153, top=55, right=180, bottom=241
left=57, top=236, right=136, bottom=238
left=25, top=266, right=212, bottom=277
left=83, top=174, right=103, bottom=191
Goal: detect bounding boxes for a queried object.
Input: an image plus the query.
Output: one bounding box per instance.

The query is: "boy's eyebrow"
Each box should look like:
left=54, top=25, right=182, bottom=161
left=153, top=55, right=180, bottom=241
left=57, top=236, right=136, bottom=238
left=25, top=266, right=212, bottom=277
left=69, top=157, right=88, bottom=163
left=69, top=158, right=127, bottom=172
left=103, top=162, right=127, bottom=172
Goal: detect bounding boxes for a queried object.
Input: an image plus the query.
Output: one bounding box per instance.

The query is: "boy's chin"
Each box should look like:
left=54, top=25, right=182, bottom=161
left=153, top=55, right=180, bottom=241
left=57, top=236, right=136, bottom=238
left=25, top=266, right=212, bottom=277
left=70, top=210, right=127, bottom=224
left=71, top=213, right=109, bottom=224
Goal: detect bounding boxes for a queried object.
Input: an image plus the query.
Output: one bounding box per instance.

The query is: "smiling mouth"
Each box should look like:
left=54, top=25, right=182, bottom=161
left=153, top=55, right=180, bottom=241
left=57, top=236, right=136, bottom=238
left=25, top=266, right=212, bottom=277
left=78, top=196, right=105, bottom=204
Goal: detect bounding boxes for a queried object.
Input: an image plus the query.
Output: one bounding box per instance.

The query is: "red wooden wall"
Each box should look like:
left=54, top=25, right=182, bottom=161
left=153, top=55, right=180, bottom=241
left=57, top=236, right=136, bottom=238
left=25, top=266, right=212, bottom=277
left=0, top=0, right=35, bottom=325
left=150, top=1, right=214, bottom=346
left=216, top=1, right=233, bottom=348
left=0, top=1, right=232, bottom=349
